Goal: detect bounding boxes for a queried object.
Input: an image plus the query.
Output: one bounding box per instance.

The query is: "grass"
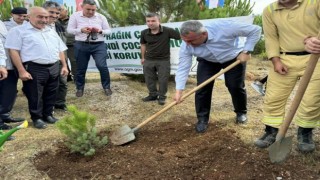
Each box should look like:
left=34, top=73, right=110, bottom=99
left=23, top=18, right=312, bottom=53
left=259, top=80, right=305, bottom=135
left=0, top=56, right=319, bottom=178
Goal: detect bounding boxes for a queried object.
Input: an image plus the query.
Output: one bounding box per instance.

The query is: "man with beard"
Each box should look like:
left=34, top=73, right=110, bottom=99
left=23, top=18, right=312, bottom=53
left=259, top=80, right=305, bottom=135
left=58, top=6, right=76, bottom=82
left=5, top=7, right=68, bottom=129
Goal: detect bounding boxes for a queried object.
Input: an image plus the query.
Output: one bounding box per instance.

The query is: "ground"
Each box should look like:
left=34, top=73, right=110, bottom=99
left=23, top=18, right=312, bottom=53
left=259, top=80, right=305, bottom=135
left=1, top=58, right=320, bottom=179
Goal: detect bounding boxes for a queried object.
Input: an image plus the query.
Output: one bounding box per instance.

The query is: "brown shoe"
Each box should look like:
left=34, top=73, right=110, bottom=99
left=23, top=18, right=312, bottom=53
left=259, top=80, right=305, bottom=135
left=104, top=89, right=112, bottom=96
left=76, top=89, right=84, bottom=97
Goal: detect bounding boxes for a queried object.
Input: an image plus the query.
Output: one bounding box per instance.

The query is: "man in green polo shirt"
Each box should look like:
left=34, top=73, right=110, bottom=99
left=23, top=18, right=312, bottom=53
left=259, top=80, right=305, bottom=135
left=140, top=12, right=181, bottom=105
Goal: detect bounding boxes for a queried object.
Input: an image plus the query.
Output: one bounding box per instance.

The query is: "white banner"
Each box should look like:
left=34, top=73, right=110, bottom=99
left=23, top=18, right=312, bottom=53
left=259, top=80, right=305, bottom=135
left=86, top=15, right=254, bottom=74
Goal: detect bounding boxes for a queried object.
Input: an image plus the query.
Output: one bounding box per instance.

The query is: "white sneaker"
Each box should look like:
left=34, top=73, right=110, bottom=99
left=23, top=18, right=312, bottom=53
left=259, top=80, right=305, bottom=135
left=251, top=81, right=265, bottom=96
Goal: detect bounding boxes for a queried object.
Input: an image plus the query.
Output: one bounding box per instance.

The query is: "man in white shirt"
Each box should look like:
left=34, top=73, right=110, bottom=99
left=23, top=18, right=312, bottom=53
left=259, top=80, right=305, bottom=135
left=0, top=40, right=11, bottom=131
left=0, top=19, right=25, bottom=128
left=4, top=7, right=28, bottom=31
left=0, top=41, right=7, bottom=80
left=5, top=7, right=68, bottom=129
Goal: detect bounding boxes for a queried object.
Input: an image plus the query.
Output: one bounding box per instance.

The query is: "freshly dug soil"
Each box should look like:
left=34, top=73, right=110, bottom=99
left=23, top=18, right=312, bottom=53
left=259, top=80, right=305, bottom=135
left=33, top=116, right=319, bottom=179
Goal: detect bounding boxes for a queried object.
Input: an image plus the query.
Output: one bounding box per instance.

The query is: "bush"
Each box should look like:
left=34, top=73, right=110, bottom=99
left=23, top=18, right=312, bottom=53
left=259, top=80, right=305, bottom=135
left=56, top=105, right=108, bottom=156
left=252, top=38, right=268, bottom=60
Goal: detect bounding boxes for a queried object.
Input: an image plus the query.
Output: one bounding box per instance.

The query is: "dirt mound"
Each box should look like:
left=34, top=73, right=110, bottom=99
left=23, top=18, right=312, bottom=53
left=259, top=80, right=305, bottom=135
left=33, top=116, right=319, bottom=179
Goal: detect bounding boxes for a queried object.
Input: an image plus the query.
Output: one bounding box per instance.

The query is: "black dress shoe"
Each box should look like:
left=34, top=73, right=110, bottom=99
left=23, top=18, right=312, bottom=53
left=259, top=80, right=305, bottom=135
left=104, top=88, right=112, bottom=96
left=195, top=119, right=209, bottom=133
left=236, top=113, right=247, bottom=124
left=3, top=117, right=24, bottom=123
left=44, top=116, right=58, bottom=124
left=76, top=89, right=84, bottom=97
left=0, top=123, right=12, bottom=130
left=33, top=119, right=47, bottom=129
left=55, top=104, right=67, bottom=111
left=142, top=95, right=158, bottom=102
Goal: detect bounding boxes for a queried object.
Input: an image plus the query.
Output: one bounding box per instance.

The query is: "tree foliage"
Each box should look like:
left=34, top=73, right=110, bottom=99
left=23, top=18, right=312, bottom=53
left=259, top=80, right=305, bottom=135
left=0, top=0, right=24, bottom=20
left=33, top=0, right=46, bottom=7
left=98, top=0, right=254, bottom=26
left=56, top=105, right=108, bottom=156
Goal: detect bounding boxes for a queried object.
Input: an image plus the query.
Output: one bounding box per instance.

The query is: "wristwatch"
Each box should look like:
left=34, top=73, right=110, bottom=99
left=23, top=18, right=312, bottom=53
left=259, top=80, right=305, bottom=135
left=242, top=50, right=251, bottom=54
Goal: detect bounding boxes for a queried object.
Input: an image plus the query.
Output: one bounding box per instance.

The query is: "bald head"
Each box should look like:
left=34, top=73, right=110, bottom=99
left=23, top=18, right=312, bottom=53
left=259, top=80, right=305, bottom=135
left=28, top=7, right=49, bottom=29
left=28, top=7, right=48, bottom=16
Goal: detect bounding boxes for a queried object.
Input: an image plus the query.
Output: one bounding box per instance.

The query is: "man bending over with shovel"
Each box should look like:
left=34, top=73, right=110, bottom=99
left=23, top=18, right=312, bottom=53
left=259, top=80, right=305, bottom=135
left=254, top=0, right=320, bottom=153
left=174, top=20, right=261, bottom=133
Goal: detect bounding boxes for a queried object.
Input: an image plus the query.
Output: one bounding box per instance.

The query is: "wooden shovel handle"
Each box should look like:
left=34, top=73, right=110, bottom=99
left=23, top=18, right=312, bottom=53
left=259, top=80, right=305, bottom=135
left=276, top=53, right=320, bottom=140
left=133, top=59, right=242, bottom=131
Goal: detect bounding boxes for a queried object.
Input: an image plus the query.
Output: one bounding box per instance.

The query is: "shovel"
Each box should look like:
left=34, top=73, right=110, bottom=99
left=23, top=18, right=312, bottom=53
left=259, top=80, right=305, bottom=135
left=268, top=52, right=320, bottom=163
left=110, top=59, right=242, bottom=145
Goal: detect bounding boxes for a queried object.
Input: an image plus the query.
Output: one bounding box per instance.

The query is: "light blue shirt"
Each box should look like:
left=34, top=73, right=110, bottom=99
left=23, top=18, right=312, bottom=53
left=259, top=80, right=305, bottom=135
left=5, top=22, right=67, bottom=64
left=175, top=19, right=261, bottom=90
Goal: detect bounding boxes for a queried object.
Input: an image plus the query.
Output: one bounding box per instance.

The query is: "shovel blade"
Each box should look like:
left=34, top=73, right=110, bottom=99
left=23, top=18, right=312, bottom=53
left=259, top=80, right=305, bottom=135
left=110, top=125, right=136, bottom=146
left=268, top=136, right=293, bottom=163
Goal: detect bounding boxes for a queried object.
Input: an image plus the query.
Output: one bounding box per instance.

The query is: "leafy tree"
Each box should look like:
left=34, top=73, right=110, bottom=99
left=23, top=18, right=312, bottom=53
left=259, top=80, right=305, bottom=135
left=98, top=0, right=254, bottom=26
left=33, top=0, right=46, bottom=6
left=97, top=0, right=146, bottom=26
left=0, top=0, right=24, bottom=20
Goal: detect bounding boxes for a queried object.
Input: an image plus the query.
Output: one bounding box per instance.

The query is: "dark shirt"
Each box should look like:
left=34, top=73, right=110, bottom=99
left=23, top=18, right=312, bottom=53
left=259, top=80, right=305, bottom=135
left=58, top=18, right=75, bottom=46
left=140, top=25, right=181, bottom=60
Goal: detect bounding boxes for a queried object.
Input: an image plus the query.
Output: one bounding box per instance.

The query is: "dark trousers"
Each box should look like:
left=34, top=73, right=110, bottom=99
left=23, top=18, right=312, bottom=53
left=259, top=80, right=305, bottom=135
left=55, top=62, right=68, bottom=106
left=74, top=41, right=110, bottom=90
left=0, top=70, right=18, bottom=121
left=67, top=45, right=77, bottom=78
left=23, top=62, right=59, bottom=120
left=143, top=60, right=170, bottom=99
left=195, top=57, right=247, bottom=121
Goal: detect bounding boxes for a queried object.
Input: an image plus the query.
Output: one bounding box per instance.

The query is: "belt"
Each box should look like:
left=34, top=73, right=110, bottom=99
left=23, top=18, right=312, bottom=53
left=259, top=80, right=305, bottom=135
left=76, top=41, right=104, bottom=44
left=24, top=61, right=59, bottom=67
left=280, top=51, right=310, bottom=56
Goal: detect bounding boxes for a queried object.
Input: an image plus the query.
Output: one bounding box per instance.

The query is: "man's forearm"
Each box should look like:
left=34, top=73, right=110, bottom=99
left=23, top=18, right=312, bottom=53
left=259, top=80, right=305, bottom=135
left=140, top=44, right=146, bottom=59
left=59, top=52, right=67, bottom=68
left=9, top=49, right=25, bottom=73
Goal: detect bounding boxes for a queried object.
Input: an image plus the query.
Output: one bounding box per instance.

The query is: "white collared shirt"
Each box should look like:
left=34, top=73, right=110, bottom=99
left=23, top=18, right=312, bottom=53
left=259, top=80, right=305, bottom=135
left=67, top=11, right=111, bottom=42
left=3, top=18, right=24, bottom=31
left=0, top=20, right=13, bottom=69
left=0, top=40, right=6, bottom=66
left=5, top=22, right=67, bottom=64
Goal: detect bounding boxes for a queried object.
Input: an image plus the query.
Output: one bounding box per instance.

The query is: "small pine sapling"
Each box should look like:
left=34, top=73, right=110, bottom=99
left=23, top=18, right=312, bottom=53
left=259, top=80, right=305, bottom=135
left=56, top=105, right=108, bottom=156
